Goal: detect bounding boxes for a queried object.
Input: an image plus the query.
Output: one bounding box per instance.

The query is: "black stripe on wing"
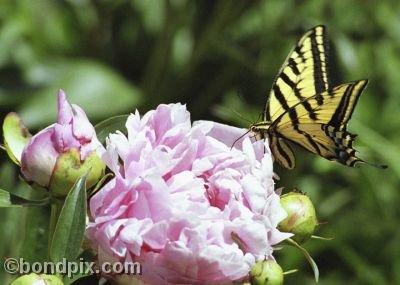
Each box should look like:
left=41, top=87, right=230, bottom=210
left=328, top=80, right=367, bottom=129
left=264, top=26, right=330, bottom=122
left=310, top=26, right=330, bottom=93
left=270, top=135, right=296, bottom=169
left=321, top=125, right=362, bottom=166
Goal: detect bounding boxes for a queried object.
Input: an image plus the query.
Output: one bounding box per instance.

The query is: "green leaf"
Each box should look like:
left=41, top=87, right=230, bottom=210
left=50, top=174, right=87, bottom=263
left=95, top=114, right=129, bottom=144
left=0, top=189, right=49, bottom=207
left=67, top=274, right=98, bottom=285
left=286, top=238, right=319, bottom=283
left=2, top=112, right=31, bottom=165
left=19, top=59, right=143, bottom=129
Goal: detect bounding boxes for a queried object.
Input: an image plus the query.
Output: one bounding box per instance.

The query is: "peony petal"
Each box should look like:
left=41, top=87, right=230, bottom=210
left=57, top=89, right=73, bottom=125
left=88, top=104, right=289, bottom=284
left=194, top=120, right=248, bottom=150
left=71, top=104, right=95, bottom=141
left=21, top=127, right=58, bottom=187
left=53, top=123, right=81, bottom=153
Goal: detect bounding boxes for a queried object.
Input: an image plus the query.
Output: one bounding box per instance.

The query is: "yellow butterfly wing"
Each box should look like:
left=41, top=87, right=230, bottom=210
left=264, top=25, right=330, bottom=123
left=250, top=26, right=384, bottom=169
left=268, top=135, right=296, bottom=169
left=271, top=80, right=368, bottom=168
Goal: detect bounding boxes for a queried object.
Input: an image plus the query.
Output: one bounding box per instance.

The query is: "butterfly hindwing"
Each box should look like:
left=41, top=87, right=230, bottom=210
left=274, top=80, right=367, bottom=128
left=273, top=80, right=368, bottom=167
left=269, top=135, right=296, bottom=169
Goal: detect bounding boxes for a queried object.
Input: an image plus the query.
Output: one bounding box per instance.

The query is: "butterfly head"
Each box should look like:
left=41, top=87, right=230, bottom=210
left=249, top=121, right=270, bottom=140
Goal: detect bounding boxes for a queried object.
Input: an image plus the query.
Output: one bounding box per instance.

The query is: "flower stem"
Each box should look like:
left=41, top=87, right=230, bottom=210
left=48, top=197, right=64, bottom=259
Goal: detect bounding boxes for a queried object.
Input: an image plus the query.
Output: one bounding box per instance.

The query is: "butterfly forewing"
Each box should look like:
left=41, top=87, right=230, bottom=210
left=264, top=25, right=330, bottom=123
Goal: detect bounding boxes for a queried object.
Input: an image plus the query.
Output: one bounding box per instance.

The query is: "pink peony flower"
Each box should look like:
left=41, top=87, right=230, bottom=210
left=87, top=104, right=291, bottom=284
left=21, top=90, right=105, bottom=195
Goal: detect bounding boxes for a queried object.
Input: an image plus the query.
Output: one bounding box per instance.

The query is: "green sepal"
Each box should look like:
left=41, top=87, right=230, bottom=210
left=311, top=235, right=334, bottom=241
left=87, top=172, right=114, bottom=197
left=2, top=112, right=31, bottom=165
left=50, top=149, right=105, bottom=197
left=286, top=238, right=319, bottom=283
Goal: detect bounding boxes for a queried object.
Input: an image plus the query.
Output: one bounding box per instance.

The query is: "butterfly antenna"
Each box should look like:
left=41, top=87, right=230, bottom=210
left=231, top=129, right=251, bottom=150
left=231, top=108, right=254, bottom=125
left=234, top=90, right=258, bottom=125
left=255, top=111, right=263, bottom=123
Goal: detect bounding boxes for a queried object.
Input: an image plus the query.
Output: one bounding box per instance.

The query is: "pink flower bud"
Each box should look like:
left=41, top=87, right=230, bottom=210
left=21, top=90, right=105, bottom=196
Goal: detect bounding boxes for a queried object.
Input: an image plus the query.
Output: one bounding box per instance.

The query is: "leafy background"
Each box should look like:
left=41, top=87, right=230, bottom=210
left=0, top=1, right=399, bottom=284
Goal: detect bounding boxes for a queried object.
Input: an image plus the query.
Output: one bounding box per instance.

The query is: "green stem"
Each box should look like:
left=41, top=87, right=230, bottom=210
left=48, top=198, right=64, bottom=259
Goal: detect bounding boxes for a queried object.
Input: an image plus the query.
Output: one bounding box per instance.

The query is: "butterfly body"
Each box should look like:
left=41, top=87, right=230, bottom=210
left=250, top=26, right=382, bottom=169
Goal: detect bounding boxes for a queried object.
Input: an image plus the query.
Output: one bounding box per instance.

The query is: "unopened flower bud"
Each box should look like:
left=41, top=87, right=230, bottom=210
left=11, top=273, right=63, bottom=285
left=278, top=192, right=318, bottom=243
left=250, top=259, right=284, bottom=285
left=20, top=90, right=105, bottom=196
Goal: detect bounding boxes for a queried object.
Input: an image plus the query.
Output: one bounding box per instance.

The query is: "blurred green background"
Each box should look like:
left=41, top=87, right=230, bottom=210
left=0, top=1, right=399, bottom=284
